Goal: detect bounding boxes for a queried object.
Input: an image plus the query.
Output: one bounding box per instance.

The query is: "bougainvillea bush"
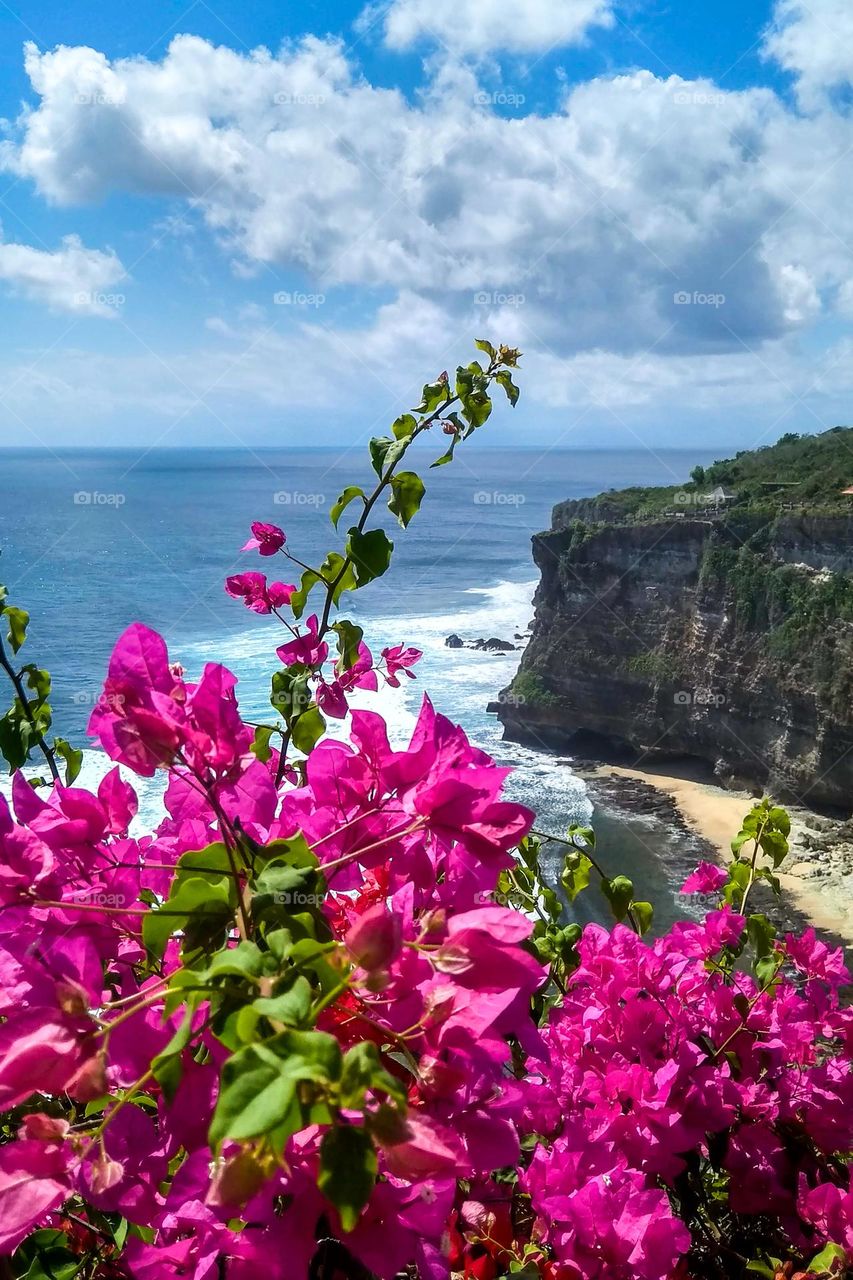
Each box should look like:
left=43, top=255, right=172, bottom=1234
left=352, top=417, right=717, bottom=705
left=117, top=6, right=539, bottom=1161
left=0, top=343, right=851, bottom=1280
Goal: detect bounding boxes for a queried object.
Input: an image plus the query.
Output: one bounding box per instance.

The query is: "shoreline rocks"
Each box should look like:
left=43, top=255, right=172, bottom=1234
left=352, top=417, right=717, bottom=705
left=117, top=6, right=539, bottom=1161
left=445, top=633, right=518, bottom=652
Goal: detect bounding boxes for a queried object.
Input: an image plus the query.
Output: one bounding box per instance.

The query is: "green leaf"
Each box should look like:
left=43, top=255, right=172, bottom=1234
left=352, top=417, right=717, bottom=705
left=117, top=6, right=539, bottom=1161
left=368, top=436, right=407, bottom=479
left=632, top=901, right=654, bottom=935
left=332, top=619, right=364, bottom=672
left=253, top=976, right=313, bottom=1028
left=22, top=664, right=51, bottom=702
left=568, top=823, right=596, bottom=851
left=3, top=605, right=29, bottom=653
left=151, top=1009, right=194, bottom=1102
left=391, top=413, right=417, bottom=441
left=346, top=528, right=394, bottom=588
left=600, top=875, right=634, bottom=924
left=292, top=705, right=326, bottom=755
left=211, top=1028, right=342, bottom=1146
left=808, top=1242, right=848, bottom=1277
left=210, top=1043, right=298, bottom=1144
left=330, top=486, right=365, bottom=530
left=430, top=437, right=458, bottom=468
left=0, top=703, right=30, bottom=771
left=723, top=860, right=751, bottom=906
left=415, top=380, right=450, bottom=415
left=759, top=828, right=789, bottom=868
left=460, top=390, right=492, bottom=429
left=746, top=912, right=776, bottom=958
left=319, top=550, right=357, bottom=607
left=251, top=725, right=275, bottom=763
left=203, top=939, right=265, bottom=982
left=560, top=851, right=592, bottom=902
left=768, top=805, right=791, bottom=837
left=475, top=339, right=496, bottom=360
left=257, top=834, right=319, bottom=872
left=495, top=370, right=520, bottom=407
left=339, top=1042, right=406, bottom=1109
left=318, top=1126, right=377, bottom=1232
left=143, top=872, right=234, bottom=962
left=53, top=736, right=83, bottom=785
left=253, top=858, right=319, bottom=904
left=387, top=471, right=425, bottom=529
left=271, top=666, right=312, bottom=720
left=289, top=568, right=321, bottom=620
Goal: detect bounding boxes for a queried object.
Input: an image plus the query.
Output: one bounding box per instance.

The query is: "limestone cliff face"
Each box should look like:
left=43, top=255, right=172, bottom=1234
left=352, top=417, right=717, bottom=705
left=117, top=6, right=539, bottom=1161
left=498, top=505, right=853, bottom=810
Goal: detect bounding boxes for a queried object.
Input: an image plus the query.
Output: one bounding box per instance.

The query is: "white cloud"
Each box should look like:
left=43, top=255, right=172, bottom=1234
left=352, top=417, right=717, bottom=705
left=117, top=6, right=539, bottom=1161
left=763, top=0, right=853, bottom=110
left=362, top=0, right=615, bottom=55
left=2, top=6, right=853, bottom=440
left=0, top=233, right=125, bottom=316
left=5, top=36, right=845, bottom=360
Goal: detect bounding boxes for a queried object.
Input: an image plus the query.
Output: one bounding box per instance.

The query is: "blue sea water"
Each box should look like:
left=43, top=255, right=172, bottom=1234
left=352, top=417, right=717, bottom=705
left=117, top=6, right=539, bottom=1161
left=0, top=444, right=722, bottom=929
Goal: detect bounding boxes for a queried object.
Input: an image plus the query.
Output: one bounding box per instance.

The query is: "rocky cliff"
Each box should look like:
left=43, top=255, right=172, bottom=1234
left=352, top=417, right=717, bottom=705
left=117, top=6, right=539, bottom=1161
left=497, top=502, right=853, bottom=811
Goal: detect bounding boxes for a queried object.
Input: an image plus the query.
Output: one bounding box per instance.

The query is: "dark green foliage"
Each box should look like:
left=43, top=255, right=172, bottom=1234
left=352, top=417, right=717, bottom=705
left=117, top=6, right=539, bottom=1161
left=567, top=424, right=853, bottom=524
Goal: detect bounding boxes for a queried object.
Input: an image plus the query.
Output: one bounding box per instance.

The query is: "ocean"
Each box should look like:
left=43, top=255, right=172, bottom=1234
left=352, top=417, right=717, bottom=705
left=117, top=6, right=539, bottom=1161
left=0, top=444, right=723, bottom=931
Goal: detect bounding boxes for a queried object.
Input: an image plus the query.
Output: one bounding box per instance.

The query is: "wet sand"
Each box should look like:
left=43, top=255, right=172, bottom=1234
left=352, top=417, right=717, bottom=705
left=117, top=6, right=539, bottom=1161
left=589, top=763, right=853, bottom=945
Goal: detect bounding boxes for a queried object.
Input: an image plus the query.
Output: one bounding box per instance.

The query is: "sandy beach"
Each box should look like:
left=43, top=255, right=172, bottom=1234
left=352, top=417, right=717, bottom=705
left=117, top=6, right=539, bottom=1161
left=590, top=763, right=853, bottom=945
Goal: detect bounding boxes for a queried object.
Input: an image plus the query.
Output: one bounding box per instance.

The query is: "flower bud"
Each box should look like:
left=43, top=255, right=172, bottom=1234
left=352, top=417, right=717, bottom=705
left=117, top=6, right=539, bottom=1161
left=345, top=903, right=402, bottom=973
left=87, top=1153, right=124, bottom=1194
left=20, top=1113, right=69, bottom=1142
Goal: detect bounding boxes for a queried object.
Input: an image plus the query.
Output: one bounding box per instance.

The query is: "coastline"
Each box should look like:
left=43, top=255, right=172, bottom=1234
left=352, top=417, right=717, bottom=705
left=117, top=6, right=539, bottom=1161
left=581, top=761, right=853, bottom=946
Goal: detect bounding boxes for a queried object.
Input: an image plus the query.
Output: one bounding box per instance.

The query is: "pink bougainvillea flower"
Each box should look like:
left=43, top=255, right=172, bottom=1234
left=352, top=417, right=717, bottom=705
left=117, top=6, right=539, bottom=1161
left=680, top=862, right=727, bottom=895
left=88, top=623, right=186, bottom=776
left=782, top=927, right=851, bottom=987
left=225, top=573, right=295, bottom=615
left=267, top=581, right=295, bottom=608
left=0, top=1138, right=70, bottom=1252
left=225, top=572, right=271, bottom=613
left=241, top=521, right=285, bottom=555
left=318, top=643, right=379, bottom=719
left=382, top=643, right=422, bottom=687
left=276, top=614, right=329, bottom=668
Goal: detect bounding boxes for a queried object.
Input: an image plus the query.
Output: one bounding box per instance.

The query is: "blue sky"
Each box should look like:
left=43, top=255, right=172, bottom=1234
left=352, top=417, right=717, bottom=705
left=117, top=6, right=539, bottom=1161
left=0, top=0, right=852, bottom=450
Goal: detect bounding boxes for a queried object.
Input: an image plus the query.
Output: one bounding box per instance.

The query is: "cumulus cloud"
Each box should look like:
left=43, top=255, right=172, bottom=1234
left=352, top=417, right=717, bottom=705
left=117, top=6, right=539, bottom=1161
left=763, top=0, right=853, bottom=110
left=4, top=33, right=846, bottom=363
left=362, top=0, right=615, bottom=55
left=2, top=0, right=853, bottom=442
left=0, top=233, right=125, bottom=316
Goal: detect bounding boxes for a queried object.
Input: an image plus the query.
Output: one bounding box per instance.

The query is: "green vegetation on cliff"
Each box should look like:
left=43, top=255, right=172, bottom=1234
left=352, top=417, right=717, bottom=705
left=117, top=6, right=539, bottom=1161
left=555, top=425, right=853, bottom=526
